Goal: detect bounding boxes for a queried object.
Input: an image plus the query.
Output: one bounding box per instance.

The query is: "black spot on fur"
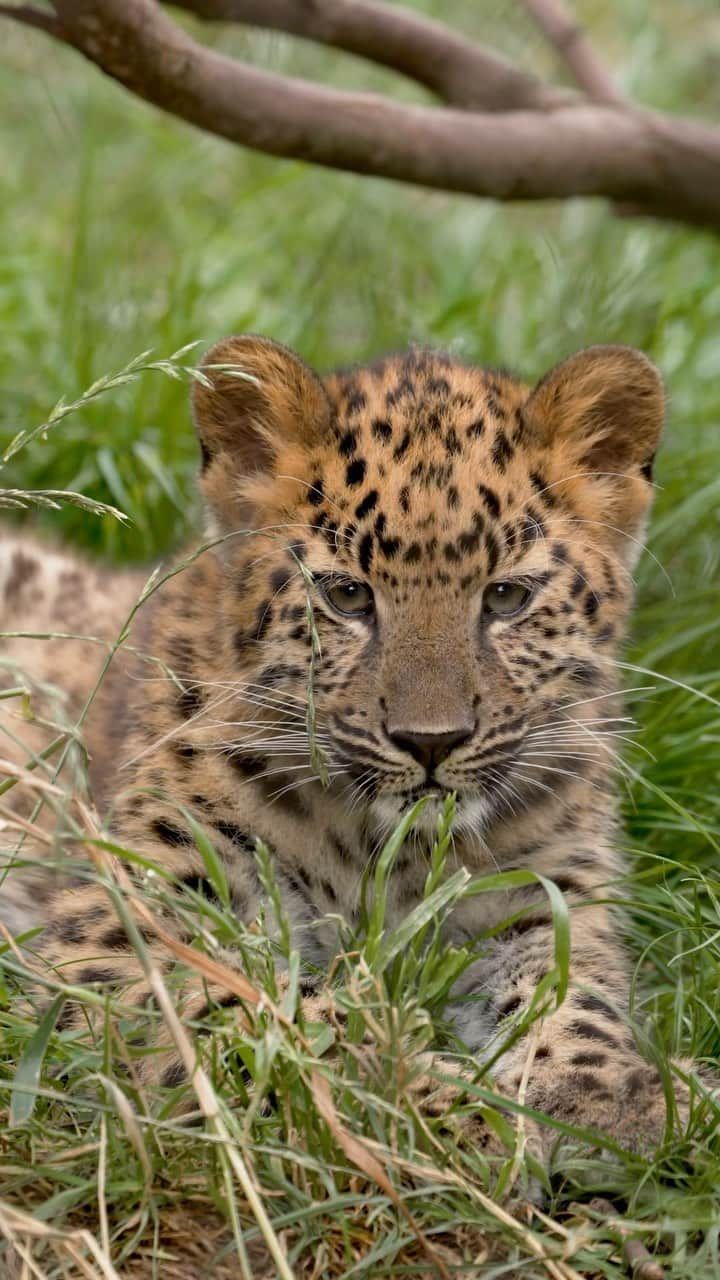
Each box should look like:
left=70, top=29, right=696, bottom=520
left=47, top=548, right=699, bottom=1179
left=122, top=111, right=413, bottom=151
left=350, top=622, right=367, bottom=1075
left=101, top=925, right=131, bottom=949
left=307, top=478, right=325, bottom=507
left=161, top=1062, right=187, bottom=1088
left=151, top=818, right=194, bottom=847
left=78, top=966, right=120, bottom=986
left=372, top=418, right=392, bottom=442
left=487, top=393, right=507, bottom=422
left=551, top=876, right=584, bottom=895
left=445, top=427, right=461, bottom=455
left=173, top=664, right=202, bottom=721
left=339, top=428, right=358, bottom=456
left=379, top=534, right=400, bottom=559
left=233, top=628, right=253, bottom=658
left=346, top=390, right=367, bottom=414
left=484, top=530, right=499, bottom=575
left=572, top=1051, right=607, bottom=1067
left=282, top=869, right=316, bottom=904
left=504, top=914, right=547, bottom=938
left=355, top=489, right=379, bottom=520
left=346, top=458, right=366, bottom=487
left=215, top=820, right=254, bottom=850
left=520, top=508, right=546, bottom=544
left=477, top=483, right=501, bottom=520
left=568, top=1020, right=618, bottom=1047
left=257, top=662, right=304, bottom=687
left=576, top=992, right=619, bottom=1018
left=626, top=1067, right=658, bottom=1096
left=491, top=430, right=514, bottom=472
left=574, top=1071, right=607, bottom=1094
left=56, top=1003, right=77, bottom=1031
left=195, top=992, right=243, bottom=1021
left=583, top=592, right=600, bottom=621
left=270, top=567, right=293, bottom=594
left=223, top=751, right=268, bottom=779
left=392, top=431, right=411, bottom=461
left=330, top=832, right=352, bottom=861
left=54, top=915, right=91, bottom=945
left=427, top=376, right=450, bottom=396
left=181, top=873, right=220, bottom=902
left=358, top=533, right=374, bottom=574
left=168, top=635, right=194, bottom=671
left=458, top=528, right=479, bottom=556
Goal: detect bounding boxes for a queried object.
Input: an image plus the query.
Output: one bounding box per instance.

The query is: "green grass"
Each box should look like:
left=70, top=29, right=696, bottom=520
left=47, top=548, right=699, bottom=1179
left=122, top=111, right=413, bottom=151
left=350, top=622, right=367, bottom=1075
left=1, top=0, right=720, bottom=1275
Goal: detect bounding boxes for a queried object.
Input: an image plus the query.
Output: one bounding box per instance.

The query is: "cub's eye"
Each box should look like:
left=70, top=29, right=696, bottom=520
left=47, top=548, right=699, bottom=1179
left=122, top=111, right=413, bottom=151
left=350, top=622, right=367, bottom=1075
left=320, top=577, right=375, bottom=618
left=483, top=580, right=533, bottom=617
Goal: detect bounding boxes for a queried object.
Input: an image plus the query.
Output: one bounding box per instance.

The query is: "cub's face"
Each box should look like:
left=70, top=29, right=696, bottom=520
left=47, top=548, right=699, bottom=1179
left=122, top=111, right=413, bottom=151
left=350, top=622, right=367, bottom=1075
left=192, top=338, right=664, bottom=835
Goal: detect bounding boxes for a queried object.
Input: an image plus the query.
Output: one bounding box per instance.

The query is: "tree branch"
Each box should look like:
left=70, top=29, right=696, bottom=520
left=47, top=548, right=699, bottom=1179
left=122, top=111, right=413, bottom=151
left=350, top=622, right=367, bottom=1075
left=169, top=0, right=573, bottom=111
left=0, top=3, right=65, bottom=38
left=0, top=0, right=699, bottom=230
left=45, top=0, right=720, bottom=228
left=521, top=0, right=622, bottom=103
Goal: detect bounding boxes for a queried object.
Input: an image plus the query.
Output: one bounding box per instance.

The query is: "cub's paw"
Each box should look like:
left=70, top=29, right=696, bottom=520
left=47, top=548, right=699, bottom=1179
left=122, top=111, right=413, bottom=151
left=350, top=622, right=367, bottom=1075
left=521, top=1056, right=701, bottom=1158
left=406, top=1052, right=548, bottom=1198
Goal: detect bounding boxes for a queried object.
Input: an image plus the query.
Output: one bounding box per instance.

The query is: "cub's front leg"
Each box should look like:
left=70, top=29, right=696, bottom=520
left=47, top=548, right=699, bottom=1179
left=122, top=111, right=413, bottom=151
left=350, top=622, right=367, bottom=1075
left=449, top=901, right=689, bottom=1156
left=38, top=828, right=269, bottom=1088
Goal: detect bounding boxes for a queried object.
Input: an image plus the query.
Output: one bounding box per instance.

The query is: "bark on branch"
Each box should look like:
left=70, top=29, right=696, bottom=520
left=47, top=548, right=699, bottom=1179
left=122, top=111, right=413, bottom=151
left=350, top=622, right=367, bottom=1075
left=3, top=0, right=719, bottom=230
left=0, top=4, right=64, bottom=37
left=169, top=0, right=573, bottom=111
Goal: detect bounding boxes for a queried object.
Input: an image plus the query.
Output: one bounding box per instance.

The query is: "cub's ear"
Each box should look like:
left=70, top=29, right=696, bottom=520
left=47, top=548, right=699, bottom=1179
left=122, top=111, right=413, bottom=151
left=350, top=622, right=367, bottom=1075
left=525, top=345, right=665, bottom=549
left=191, top=335, right=332, bottom=529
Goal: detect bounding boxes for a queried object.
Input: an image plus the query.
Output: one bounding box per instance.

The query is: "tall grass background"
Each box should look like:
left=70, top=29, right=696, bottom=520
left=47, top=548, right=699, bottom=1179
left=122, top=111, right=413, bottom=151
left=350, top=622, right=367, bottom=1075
left=1, top=0, right=720, bottom=1275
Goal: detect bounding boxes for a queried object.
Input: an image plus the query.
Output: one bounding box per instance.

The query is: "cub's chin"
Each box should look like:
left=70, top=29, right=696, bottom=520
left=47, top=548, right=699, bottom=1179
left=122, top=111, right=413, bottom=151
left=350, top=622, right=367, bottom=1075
left=369, top=791, right=496, bottom=841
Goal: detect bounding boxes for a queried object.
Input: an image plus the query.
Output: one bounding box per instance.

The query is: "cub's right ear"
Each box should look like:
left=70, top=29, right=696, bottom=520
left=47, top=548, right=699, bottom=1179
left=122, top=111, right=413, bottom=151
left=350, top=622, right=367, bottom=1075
left=191, top=335, right=332, bottom=530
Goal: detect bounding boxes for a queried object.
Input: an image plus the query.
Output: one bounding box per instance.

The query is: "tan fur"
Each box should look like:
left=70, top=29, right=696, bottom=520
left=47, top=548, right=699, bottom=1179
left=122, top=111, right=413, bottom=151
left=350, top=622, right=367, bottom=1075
left=1, top=336, right=702, bottom=1159
left=0, top=536, right=145, bottom=930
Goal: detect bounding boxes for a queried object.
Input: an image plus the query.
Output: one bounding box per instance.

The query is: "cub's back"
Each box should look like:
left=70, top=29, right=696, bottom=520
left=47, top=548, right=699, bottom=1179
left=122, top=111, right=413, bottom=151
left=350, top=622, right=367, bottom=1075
left=0, top=534, right=147, bottom=930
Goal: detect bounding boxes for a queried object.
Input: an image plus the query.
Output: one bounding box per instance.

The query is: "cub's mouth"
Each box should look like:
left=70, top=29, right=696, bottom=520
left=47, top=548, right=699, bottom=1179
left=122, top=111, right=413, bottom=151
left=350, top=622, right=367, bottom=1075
left=368, top=787, right=497, bottom=840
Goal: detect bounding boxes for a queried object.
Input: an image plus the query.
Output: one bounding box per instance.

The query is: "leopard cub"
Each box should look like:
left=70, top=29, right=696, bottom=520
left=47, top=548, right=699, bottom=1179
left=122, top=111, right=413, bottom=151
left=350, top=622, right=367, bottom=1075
left=0, top=335, right=699, bottom=1157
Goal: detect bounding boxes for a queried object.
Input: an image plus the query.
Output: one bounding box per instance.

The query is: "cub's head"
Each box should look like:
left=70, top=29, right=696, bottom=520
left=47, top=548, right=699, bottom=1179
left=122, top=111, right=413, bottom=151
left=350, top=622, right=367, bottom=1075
left=190, top=335, right=664, bottom=835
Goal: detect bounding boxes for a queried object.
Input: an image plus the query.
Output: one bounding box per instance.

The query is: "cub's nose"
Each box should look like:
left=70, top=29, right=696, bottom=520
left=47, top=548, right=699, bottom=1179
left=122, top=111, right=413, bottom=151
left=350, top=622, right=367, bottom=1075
left=388, top=726, right=474, bottom=773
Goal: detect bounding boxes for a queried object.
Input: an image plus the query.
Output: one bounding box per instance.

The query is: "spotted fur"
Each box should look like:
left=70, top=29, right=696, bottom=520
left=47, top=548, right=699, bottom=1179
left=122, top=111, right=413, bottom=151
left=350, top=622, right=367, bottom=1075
left=0, top=336, right=697, bottom=1156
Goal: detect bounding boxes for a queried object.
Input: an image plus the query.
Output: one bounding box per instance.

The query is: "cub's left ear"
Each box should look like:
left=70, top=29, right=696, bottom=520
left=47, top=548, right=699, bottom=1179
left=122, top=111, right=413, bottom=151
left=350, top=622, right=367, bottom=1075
left=525, top=344, right=665, bottom=542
